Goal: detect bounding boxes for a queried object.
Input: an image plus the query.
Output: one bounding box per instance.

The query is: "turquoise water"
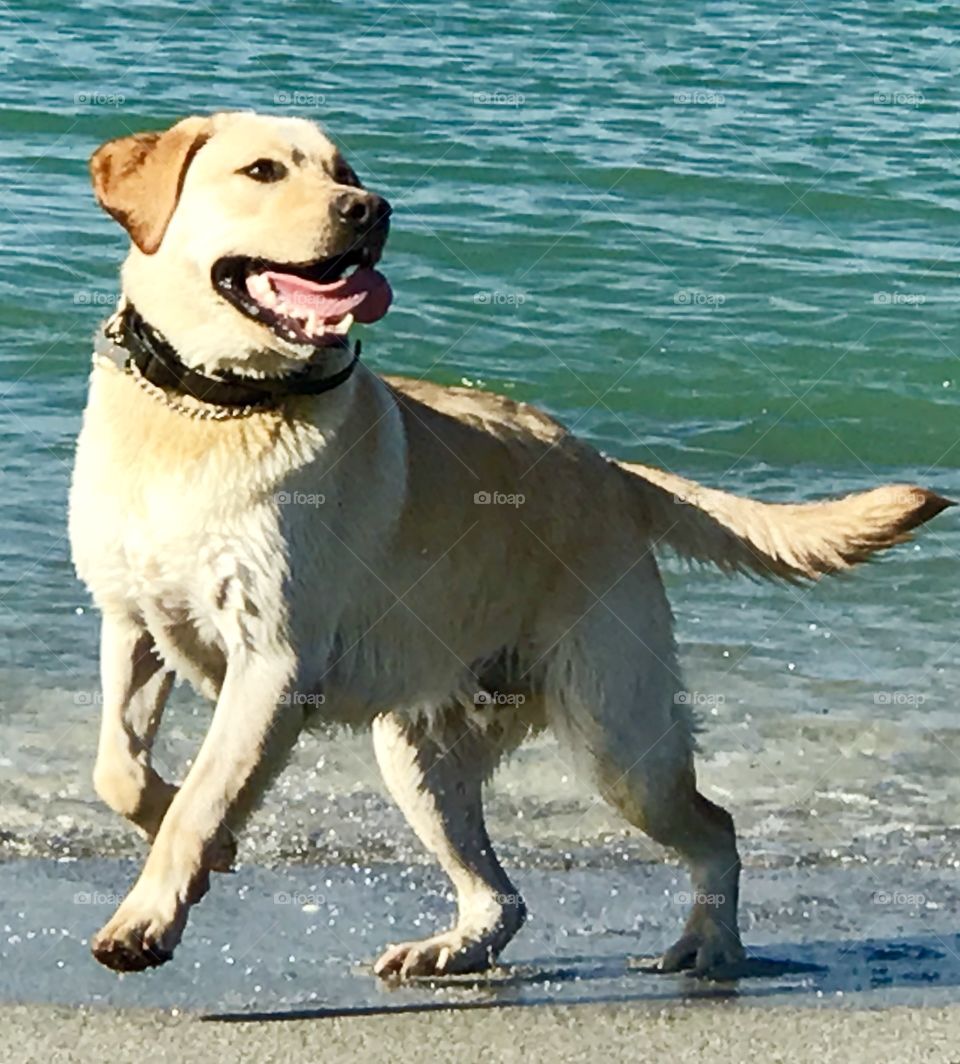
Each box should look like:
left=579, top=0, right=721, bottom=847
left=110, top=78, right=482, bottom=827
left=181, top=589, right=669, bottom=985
left=0, top=2, right=958, bottom=886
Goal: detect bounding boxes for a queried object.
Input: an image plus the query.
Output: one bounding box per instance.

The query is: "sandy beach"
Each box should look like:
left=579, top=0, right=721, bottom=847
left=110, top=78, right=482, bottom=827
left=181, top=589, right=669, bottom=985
left=2, top=999, right=959, bottom=1064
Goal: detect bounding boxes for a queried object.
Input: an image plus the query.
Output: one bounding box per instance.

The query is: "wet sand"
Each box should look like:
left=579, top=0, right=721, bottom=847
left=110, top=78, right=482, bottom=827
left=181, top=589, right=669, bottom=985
left=1, top=859, right=958, bottom=1006
left=1, top=856, right=959, bottom=1046
left=1, top=999, right=959, bottom=1064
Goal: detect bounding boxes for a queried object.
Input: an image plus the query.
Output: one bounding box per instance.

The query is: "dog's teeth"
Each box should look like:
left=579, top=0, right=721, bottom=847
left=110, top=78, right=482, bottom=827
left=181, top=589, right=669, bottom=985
left=245, top=272, right=280, bottom=310
left=246, top=284, right=355, bottom=342
left=246, top=273, right=272, bottom=301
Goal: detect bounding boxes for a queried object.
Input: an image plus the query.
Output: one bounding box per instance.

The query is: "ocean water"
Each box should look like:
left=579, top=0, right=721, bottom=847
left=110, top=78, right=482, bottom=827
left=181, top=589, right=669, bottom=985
left=0, top=0, right=958, bottom=1011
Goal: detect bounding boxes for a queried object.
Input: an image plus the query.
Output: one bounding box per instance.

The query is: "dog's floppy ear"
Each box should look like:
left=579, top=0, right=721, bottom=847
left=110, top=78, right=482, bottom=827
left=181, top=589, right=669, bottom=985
left=89, top=116, right=212, bottom=254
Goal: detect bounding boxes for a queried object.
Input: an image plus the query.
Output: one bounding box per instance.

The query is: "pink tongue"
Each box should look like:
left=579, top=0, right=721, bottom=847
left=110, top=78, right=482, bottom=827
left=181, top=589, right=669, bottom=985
left=261, top=267, right=392, bottom=324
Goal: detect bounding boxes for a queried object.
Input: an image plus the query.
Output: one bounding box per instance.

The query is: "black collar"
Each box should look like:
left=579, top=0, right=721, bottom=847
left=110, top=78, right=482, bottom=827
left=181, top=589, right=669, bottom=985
left=103, top=303, right=362, bottom=410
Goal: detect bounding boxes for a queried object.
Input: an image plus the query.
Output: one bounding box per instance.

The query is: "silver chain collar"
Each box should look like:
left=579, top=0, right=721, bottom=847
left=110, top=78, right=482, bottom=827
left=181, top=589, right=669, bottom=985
left=93, top=305, right=280, bottom=421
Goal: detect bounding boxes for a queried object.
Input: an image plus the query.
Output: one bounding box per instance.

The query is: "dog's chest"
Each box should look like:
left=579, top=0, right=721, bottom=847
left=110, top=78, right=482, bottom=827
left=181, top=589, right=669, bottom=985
left=78, top=495, right=292, bottom=701
left=69, top=390, right=292, bottom=661
left=81, top=489, right=282, bottom=657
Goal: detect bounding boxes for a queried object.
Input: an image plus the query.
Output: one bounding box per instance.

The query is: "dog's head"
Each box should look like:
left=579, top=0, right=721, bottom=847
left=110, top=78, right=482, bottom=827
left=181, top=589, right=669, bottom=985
left=90, top=112, right=391, bottom=375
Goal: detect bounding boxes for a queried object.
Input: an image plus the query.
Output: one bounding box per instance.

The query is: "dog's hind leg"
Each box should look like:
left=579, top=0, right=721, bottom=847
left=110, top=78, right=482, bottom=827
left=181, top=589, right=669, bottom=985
left=372, top=708, right=527, bottom=978
left=603, top=748, right=744, bottom=975
left=548, top=561, right=744, bottom=976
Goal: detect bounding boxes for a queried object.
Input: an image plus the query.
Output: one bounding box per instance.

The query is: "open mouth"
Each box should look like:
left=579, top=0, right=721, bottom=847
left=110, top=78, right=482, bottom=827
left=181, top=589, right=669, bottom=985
left=212, top=248, right=393, bottom=348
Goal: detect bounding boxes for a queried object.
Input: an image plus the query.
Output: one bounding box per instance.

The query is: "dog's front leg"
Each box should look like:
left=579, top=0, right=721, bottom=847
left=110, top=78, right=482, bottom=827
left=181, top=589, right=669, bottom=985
left=93, top=615, right=235, bottom=874
left=91, top=651, right=303, bottom=972
left=372, top=711, right=526, bottom=978
left=93, top=614, right=177, bottom=839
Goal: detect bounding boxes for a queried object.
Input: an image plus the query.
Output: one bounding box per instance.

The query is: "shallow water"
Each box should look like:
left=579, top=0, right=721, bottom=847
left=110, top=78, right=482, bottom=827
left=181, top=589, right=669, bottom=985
left=3, top=858, right=960, bottom=1014
left=0, top=0, right=958, bottom=1010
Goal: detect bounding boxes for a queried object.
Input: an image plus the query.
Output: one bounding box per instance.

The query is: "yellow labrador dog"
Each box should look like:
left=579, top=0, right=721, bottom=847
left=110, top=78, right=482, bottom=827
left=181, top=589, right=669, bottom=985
left=70, top=111, right=950, bottom=977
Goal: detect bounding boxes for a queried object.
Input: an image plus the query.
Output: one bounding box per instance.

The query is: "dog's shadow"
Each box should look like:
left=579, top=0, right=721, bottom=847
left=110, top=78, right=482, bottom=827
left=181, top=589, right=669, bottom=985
left=203, top=933, right=959, bottom=1022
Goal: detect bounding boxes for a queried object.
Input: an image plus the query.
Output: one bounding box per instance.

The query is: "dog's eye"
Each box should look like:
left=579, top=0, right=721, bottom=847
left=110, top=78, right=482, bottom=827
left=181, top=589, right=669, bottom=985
left=334, top=162, right=360, bottom=188
left=237, top=158, right=288, bottom=183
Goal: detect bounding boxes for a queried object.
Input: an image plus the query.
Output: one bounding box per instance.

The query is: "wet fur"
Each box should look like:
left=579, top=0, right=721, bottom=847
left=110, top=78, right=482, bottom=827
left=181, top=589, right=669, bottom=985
left=70, top=111, right=950, bottom=978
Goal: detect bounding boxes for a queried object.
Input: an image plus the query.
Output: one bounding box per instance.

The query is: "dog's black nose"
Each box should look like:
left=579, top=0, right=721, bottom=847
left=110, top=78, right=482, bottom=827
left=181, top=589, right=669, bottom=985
left=332, top=191, right=391, bottom=234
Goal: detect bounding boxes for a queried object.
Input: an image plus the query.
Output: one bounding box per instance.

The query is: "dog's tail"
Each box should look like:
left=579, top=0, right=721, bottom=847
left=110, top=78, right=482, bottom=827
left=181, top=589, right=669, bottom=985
left=617, top=461, right=952, bottom=582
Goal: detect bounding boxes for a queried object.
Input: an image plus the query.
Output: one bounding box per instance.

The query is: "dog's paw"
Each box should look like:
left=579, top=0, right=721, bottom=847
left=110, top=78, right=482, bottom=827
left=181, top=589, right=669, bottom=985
left=91, top=895, right=186, bottom=973
left=374, top=931, right=500, bottom=979
left=656, top=925, right=745, bottom=977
